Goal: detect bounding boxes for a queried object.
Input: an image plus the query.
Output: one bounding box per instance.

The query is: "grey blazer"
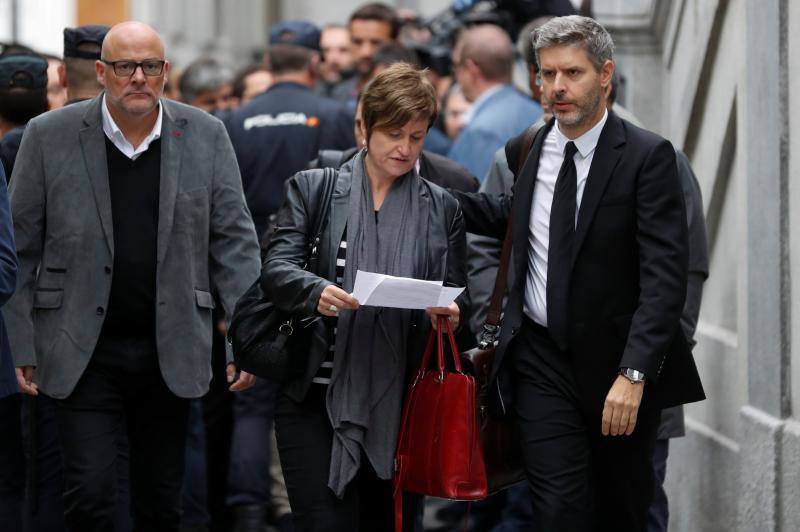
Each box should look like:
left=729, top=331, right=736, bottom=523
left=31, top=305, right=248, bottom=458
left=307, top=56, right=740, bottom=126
left=6, top=95, right=261, bottom=399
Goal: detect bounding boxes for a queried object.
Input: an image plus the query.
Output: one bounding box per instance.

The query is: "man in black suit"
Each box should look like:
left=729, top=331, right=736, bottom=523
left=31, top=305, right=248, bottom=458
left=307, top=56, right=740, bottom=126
left=448, top=16, right=704, bottom=531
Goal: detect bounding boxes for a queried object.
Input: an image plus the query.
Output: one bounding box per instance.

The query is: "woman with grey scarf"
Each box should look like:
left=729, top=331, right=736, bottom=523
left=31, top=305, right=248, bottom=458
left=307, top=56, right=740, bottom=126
left=261, top=63, right=470, bottom=531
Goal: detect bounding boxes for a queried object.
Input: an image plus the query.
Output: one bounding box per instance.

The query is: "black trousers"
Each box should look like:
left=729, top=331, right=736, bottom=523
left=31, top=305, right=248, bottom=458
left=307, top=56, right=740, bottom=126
left=647, top=439, right=670, bottom=532
left=275, top=386, right=421, bottom=532
left=203, top=322, right=235, bottom=532
left=227, top=377, right=279, bottom=506
left=0, top=393, right=24, bottom=531
left=510, top=318, right=659, bottom=532
left=56, top=334, right=189, bottom=532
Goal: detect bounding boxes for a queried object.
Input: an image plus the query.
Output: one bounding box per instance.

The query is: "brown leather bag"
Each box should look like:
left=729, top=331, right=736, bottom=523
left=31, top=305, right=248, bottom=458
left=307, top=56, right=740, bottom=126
left=459, top=124, right=540, bottom=494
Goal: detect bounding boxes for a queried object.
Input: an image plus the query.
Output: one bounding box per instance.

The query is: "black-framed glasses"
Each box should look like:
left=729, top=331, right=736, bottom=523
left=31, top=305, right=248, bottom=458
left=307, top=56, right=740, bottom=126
left=101, top=59, right=166, bottom=77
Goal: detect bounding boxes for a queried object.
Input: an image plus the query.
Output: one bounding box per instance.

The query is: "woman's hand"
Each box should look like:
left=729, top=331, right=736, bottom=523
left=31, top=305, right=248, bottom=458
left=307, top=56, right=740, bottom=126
left=318, top=285, right=360, bottom=316
left=425, top=302, right=460, bottom=330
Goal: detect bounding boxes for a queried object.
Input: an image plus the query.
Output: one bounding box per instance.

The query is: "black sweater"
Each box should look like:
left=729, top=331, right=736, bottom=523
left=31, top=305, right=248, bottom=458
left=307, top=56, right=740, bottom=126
left=102, top=137, right=161, bottom=336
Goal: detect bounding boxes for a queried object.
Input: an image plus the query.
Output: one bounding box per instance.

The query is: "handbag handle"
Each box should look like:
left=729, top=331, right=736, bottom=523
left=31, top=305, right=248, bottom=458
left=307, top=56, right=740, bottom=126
left=440, top=317, right=463, bottom=373
left=416, top=330, right=437, bottom=381
left=429, top=317, right=464, bottom=375
left=416, top=317, right=464, bottom=377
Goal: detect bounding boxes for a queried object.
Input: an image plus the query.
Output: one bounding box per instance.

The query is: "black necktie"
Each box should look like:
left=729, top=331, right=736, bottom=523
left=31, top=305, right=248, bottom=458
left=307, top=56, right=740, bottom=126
left=547, top=141, right=578, bottom=350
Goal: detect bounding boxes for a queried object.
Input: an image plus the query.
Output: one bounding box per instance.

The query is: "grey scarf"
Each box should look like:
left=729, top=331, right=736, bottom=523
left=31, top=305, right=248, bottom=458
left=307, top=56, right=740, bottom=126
left=326, top=150, right=428, bottom=497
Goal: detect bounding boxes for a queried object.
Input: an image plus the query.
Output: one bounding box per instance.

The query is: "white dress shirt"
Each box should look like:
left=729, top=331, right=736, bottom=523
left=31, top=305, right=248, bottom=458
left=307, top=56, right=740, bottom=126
left=101, top=95, right=163, bottom=160
left=523, top=109, right=608, bottom=326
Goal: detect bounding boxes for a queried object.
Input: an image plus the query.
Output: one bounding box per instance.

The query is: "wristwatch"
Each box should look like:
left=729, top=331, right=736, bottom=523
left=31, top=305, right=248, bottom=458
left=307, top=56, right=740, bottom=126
left=620, top=367, right=646, bottom=384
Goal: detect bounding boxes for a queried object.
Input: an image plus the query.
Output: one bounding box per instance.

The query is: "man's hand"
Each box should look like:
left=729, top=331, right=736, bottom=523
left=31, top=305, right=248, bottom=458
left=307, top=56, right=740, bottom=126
left=16, top=366, right=38, bottom=396
left=226, top=363, right=256, bottom=392
left=601, top=375, right=644, bottom=436
left=425, top=302, right=460, bottom=331
left=318, top=285, right=359, bottom=317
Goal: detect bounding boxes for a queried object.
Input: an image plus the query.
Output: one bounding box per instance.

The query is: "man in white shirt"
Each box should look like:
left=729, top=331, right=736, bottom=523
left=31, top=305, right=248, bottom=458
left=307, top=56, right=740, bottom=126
left=7, top=21, right=261, bottom=531
left=449, top=16, right=704, bottom=531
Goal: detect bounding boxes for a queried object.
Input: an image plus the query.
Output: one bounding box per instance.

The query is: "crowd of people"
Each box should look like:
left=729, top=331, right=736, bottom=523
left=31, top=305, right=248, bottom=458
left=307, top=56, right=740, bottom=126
left=0, top=2, right=709, bottom=532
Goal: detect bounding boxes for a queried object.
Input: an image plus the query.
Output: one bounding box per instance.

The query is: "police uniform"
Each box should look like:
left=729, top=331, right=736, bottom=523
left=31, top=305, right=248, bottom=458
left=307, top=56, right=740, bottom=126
left=226, top=81, right=355, bottom=239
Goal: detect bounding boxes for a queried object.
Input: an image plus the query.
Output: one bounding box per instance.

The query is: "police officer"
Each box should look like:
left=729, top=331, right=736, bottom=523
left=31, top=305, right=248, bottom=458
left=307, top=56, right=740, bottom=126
left=61, top=25, right=110, bottom=105
left=0, top=53, right=48, bottom=178
left=226, top=20, right=355, bottom=242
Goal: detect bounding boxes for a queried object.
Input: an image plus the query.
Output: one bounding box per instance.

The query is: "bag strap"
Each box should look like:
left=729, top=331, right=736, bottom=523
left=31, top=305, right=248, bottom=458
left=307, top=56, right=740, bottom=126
left=304, top=167, right=337, bottom=264
left=480, top=125, right=540, bottom=345
left=310, top=167, right=337, bottom=245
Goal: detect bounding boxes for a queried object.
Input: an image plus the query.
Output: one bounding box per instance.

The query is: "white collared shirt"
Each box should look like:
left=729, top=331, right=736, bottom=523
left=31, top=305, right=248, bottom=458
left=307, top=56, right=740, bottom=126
left=523, top=109, right=608, bottom=326
left=101, top=94, right=163, bottom=160
left=461, top=84, right=504, bottom=126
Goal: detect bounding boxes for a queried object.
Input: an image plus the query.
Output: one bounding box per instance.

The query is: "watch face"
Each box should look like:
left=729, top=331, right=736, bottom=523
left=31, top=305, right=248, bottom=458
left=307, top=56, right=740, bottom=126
left=622, top=368, right=645, bottom=383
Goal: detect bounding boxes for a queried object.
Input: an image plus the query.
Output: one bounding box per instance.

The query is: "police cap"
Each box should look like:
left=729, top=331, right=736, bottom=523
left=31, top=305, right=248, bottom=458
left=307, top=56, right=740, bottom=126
left=64, top=25, right=109, bottom=60
left=0, top=54, right=48, bottom=90
left=269, top=20, right=321, bottom=51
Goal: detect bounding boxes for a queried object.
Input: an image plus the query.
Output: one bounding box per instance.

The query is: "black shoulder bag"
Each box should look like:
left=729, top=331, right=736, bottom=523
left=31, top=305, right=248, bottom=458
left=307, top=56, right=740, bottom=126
left=229, top=167, right=337, bottom=382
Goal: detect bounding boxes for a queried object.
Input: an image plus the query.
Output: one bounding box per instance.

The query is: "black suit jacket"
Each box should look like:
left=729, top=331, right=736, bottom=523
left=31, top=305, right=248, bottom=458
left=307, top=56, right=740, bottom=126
left=418, top=151, right=480, bottom=192
left=450, top=112, right=705, bottom=419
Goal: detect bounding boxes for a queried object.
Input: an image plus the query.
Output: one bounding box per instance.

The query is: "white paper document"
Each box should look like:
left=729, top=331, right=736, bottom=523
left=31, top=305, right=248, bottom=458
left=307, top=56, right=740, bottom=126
left=351, top=270, right=464, bottom=309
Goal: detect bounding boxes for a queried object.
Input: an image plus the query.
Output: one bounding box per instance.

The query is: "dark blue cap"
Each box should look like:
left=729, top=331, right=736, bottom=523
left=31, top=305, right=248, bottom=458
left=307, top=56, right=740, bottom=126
left=269, top=20, right=321, bottom=51
left=64, top=25, right=110, bottom=59
left=0, top=54, right=48, bottom=90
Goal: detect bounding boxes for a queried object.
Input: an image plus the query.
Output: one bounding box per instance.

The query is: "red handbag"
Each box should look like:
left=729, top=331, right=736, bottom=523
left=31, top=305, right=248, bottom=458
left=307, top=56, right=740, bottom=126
left=393, top=317, right=488, bottom=532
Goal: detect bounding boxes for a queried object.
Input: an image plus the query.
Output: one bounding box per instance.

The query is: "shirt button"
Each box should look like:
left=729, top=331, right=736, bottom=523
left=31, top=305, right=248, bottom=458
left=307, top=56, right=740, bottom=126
left=104, top=266, right=112, bottom=274
left=96, top=307, right=104, bottom=316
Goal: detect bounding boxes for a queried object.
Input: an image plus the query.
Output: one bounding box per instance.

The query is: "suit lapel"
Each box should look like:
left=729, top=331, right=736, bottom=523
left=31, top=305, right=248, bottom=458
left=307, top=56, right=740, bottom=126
left=511, top=119, right=553, bottom=284
left=157, top=100, right=186, bottom=265
left=571, top=112, right=626, bottom=266
left=79, top=95, right=114, bottom=255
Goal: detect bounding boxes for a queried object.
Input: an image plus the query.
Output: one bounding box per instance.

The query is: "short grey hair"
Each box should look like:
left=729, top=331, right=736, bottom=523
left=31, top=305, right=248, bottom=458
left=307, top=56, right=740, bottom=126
left=179, top=57, right=234, bottom=102
left=532, top=15, right=614, bottom=72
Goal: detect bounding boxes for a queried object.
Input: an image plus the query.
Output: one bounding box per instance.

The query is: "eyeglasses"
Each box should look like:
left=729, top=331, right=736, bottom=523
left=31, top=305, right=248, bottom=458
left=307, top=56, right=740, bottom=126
left=101, top=59, right=166, bottom=77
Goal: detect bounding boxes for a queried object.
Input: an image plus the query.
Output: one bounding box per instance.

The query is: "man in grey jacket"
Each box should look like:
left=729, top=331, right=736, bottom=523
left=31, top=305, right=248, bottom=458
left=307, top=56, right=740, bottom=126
left=6, top=22, right=261, bottom=531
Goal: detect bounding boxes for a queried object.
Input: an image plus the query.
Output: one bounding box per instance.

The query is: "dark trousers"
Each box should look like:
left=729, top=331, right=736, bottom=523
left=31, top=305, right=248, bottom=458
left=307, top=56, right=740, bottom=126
left=510, top=318, right=659, bottom=532
left=275, top=386, right=421, bottom=532
left=21, top=393, right=132, bottom=532
left=647, top=439, right=670, bottom=532
left=22, top=394, right=66, bottom=532
left=0, top=393, right=24, bottom=531
left=181, top=399, right=209, bottom=527
left=226, top=377, right=279, bottom=507
left=203, top=323, right=235, bottom=532
left=433, top=482, right=533, bottom=532
left=56, top=334, right=190, bottom=532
